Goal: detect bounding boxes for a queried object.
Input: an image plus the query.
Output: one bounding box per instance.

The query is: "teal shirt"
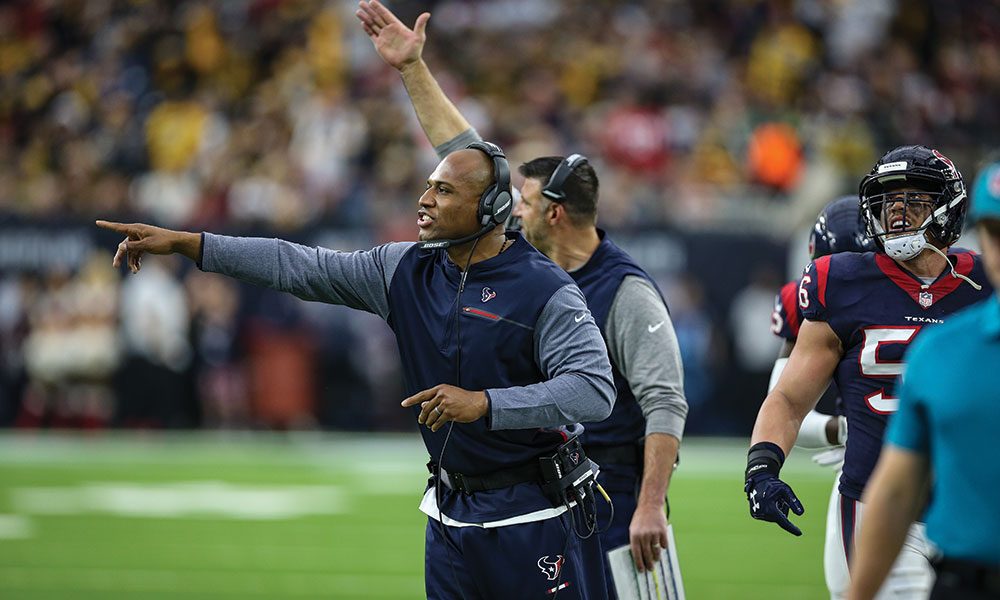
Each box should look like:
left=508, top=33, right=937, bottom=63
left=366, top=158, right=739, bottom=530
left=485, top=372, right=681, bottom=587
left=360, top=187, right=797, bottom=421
left=887, top=294, right=1000, bottom=563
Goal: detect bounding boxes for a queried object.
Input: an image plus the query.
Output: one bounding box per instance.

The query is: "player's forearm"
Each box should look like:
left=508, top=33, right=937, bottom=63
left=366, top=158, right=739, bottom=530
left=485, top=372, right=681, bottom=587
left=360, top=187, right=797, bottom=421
left=750, top=391, right=806, bottom=457
left=399, top=59, right=472, bottom=148
left=635, top=433, right=679, bottom=510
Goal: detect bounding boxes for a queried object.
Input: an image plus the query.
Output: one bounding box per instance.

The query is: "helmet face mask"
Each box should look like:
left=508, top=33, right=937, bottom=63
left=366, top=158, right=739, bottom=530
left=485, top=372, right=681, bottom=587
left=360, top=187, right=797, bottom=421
left=865, top=190, right=939, bottom=261
left=859, top=145, right=967, bottom=261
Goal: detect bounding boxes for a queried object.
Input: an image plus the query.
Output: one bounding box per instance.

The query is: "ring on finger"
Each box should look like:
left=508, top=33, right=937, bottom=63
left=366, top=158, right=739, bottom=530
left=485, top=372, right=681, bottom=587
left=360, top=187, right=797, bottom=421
left=433, top=406, right=442, bottom=415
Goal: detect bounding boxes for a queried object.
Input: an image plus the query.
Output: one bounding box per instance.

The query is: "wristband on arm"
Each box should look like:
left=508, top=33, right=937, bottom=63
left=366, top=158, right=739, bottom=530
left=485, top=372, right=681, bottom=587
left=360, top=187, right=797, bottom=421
left=745, top=441, right=785, bottom=480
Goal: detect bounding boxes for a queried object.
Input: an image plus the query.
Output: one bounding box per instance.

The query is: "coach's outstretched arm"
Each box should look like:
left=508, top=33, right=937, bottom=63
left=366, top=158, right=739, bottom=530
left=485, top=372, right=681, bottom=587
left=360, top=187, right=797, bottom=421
left=96, top=220, right=407, bottom=318
left=746, top=318, right=841, bottom=535
left=356, top=1, right=473, bottom=149
left=97, top=221, right=202, bottom=273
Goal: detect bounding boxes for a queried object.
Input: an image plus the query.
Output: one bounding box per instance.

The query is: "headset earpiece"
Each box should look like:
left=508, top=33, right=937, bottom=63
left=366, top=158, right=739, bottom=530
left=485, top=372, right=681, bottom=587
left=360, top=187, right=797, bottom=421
left=541, top=154, right=589, bottom=202
left=467, top=141, right=513, bottom=228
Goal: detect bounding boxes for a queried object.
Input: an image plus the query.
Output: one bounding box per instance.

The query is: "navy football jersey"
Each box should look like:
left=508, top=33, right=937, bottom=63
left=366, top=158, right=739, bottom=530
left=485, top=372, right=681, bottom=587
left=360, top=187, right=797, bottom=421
left=799, top=251, right=992, bottom=500
left=771, top=279, right=802, bottom=341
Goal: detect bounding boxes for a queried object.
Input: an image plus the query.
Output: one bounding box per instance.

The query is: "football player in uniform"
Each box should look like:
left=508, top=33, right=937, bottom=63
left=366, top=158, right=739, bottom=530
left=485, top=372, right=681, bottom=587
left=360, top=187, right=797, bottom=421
left=746, top=145, right=993, bottom=599
left=768, top=195, right=874, bottom=597
left=770, top=195, right=873, bottom=452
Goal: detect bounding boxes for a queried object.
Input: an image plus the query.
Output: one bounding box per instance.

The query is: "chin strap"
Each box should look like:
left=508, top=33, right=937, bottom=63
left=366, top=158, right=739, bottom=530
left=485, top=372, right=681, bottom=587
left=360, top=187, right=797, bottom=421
left=875, top=212, right=930, bottom=261
left=925, top=244, right=983, bottom=290
left=882, top=231, right=927, bottom=261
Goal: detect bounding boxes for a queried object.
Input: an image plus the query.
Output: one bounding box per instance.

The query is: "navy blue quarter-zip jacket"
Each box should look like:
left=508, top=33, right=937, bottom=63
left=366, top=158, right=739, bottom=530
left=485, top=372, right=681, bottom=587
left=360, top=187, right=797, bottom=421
left=200, top=231, right=616, bottom=521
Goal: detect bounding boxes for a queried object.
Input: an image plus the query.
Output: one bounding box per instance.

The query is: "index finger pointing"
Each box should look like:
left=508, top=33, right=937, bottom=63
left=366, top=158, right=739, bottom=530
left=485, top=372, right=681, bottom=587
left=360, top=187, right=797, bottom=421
left=401, top=387, right=436, bottom=407
left=776, top=512, right=802, bottom=536
left=96, top=220, right=130, bottom=234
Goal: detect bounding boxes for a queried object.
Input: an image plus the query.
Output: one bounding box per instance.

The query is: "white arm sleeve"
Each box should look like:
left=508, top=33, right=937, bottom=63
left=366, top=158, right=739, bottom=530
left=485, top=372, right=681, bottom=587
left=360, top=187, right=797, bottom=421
left=796, top=410, right=838, bottom=449
left=768, top=357, right=788, bottom=393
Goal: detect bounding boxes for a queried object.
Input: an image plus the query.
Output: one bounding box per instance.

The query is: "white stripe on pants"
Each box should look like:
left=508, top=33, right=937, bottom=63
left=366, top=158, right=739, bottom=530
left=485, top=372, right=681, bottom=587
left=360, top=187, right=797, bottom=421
left=824, top=476, right=934, bottom=599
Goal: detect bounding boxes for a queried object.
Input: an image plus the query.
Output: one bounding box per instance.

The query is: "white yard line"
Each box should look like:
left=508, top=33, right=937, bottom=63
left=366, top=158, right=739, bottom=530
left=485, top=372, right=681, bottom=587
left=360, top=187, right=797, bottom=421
left=0, top=514, right=32, bottom=539
left=9, top=482, right=348, bottom=520
left=0, top=565, right=424, bottom=597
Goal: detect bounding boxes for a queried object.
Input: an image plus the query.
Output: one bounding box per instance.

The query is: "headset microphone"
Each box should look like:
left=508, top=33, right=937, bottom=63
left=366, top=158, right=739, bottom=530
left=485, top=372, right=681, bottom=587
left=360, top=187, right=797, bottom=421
left=417, top=224, right=495, bottom=250
left=418, top=141, right=513, bottom=251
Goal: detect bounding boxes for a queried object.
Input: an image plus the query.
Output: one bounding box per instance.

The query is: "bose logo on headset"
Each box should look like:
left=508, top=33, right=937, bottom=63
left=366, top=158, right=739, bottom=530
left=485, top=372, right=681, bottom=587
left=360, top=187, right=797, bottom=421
left=418, top=141, right=514, bottom=250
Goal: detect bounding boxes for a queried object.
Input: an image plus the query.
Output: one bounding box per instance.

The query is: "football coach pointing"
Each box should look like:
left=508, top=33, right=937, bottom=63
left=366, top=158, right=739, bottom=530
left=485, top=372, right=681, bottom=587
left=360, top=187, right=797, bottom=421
left=354, top=8, right=687, bottom=598
left=97, top=142, right=616, bottom=599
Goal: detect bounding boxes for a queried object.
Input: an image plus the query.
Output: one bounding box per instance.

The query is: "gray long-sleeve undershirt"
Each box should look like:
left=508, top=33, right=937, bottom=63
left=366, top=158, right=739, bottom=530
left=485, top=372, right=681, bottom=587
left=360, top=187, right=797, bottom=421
left=200, top=233, right=613, bottom=430
left=434, top=128, right=482, bottom=158
left=606, top=276, right=688, bottom=440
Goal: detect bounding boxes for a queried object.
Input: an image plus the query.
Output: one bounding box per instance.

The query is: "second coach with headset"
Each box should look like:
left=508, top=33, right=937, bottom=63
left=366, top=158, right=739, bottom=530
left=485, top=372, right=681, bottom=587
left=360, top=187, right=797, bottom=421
left=356, top=2, right=688, bottom=593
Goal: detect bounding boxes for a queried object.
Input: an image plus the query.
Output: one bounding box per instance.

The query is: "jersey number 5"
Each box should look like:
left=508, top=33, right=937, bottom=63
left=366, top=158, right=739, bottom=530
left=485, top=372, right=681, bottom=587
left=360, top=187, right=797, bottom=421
left=859, top=326, right=920, bottom=413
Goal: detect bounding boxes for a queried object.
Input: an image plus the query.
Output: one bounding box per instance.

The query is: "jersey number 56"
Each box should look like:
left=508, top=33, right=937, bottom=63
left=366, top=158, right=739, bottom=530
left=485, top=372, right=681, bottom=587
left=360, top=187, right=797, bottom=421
left=859, top=326, right=920, bottom=414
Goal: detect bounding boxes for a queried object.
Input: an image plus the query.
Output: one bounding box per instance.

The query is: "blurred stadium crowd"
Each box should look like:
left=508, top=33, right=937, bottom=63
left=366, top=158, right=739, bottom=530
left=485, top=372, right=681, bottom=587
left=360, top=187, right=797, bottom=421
left=0, top=0, right=997, bottom=434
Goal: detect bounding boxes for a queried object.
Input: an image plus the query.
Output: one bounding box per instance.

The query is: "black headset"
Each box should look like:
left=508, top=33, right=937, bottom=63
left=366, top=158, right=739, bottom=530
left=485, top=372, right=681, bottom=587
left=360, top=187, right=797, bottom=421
left=470, top=141, right=514, bottom=227
left=418, top=141, right=513, bottom=250
left=541, top=153, right=589, bottom=202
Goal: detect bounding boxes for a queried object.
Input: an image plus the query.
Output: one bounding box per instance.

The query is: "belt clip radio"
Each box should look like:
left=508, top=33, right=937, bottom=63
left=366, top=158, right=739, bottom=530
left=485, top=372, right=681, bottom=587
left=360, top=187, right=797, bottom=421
left=539, top=436, right=599, bottom=507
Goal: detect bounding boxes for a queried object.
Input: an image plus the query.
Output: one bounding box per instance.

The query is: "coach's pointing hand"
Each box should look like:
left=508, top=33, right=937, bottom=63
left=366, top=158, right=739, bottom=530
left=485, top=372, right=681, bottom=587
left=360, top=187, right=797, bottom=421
left=402, top=385, right=488, bottom=432
left=356, top=0, right=428, bottom=73
left=96, top=221, right=201, bottom=273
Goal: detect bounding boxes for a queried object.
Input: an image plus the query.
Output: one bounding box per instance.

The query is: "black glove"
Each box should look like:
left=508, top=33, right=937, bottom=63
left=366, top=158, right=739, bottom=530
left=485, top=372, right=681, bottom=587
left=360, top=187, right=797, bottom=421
left=745, top=442, right=805, bottom=536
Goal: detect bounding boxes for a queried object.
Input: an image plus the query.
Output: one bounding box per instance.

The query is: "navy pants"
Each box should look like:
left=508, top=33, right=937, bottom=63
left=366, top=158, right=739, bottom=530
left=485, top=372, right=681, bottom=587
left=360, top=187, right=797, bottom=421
left=424, top=511, right=608, bottom=599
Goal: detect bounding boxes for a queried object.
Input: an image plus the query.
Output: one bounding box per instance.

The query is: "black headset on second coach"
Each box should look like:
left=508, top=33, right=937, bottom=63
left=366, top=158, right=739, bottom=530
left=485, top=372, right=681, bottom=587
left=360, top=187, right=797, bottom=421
left=541, top=153, right=590, bottom=202
left=418, top=141, right=513, bottom=250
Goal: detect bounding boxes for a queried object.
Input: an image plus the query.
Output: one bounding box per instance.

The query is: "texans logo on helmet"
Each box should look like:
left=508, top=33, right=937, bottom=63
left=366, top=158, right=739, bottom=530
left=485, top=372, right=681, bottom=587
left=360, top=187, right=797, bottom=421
left=932, top=149, right=958, bottom=179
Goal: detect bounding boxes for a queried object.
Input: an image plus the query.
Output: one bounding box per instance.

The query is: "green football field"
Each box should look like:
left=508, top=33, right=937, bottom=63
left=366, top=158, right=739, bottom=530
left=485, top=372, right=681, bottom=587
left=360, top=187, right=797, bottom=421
left=0, top=434, right=836, bottom=599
